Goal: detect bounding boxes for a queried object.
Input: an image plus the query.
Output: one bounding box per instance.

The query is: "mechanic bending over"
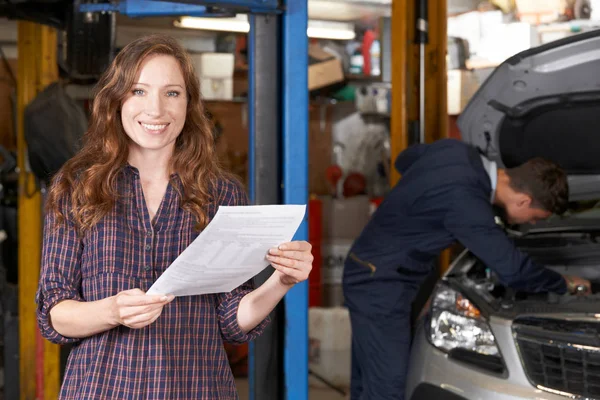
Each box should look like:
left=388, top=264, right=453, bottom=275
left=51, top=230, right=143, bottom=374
left=342, top=138, right=592, bottom=400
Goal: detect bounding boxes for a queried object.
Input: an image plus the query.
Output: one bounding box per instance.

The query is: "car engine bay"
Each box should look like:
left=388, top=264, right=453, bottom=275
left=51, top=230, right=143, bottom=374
left=447, top=230, right=600, bottom=318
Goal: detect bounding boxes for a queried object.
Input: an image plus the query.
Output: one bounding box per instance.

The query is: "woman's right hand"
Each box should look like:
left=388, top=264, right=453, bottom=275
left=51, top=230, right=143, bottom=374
left=110, top=289, right=175, bottom=329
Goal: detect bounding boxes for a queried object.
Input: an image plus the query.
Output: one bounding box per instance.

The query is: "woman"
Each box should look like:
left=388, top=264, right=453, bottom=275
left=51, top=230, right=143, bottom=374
left=36, top=34, right=313, bottom=399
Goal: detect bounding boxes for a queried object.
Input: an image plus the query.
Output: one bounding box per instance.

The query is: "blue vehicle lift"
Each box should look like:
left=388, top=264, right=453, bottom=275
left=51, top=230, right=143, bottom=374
left=79, top=0, right=309, bottom=399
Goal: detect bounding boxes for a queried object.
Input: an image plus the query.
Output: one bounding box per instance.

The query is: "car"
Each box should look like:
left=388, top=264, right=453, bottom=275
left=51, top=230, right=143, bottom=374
left=406, top=29, right=600, bottom=400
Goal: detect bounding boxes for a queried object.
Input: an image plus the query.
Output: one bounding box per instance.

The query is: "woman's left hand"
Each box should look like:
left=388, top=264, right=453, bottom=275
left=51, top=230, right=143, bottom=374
left=266, top=241, right=313, bottom=287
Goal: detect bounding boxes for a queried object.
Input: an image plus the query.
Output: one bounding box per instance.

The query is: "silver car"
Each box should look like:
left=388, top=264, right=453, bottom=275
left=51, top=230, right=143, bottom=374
left=406, top=29, right=600, bottom=400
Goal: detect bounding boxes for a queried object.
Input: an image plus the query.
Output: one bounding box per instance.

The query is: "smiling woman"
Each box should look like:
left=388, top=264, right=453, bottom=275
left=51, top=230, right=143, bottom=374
left=121, top=56, right=187, bottom=156
left=34, top=34, right=313, bottom=400
left=46, top=34, right=223, bottom=232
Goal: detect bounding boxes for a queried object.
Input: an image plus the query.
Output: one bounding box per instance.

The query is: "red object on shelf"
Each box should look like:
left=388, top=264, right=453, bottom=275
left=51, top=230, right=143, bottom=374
left=308, top=197, right=323, bottom=307
left=325, top=164, right=343, bottom=197
left=362, top=30, right=376, bottom=76
left=343, top=172, right=367, bottom=197
left=369, top=196, right=384, bottom=215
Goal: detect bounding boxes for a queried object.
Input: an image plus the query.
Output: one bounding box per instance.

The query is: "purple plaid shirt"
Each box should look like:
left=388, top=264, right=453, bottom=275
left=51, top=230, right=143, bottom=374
left=36, top=165, right=269, bottom=399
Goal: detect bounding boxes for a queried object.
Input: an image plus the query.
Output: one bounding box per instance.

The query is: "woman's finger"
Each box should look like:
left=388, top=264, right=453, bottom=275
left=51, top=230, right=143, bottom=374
left=124, top=309, right=163, bottom=328
left=120, top=303, right=164, bottom=320
left=272, top=263, right=308, bottom=280
left=266, top=254, right=304, bottom=269
left=268, top=248, right=314, bottom=263
left=277, top=241, right=312, bottom=252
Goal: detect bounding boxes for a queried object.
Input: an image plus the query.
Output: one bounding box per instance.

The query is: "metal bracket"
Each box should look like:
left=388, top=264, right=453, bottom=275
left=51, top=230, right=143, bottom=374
left=156, top=0, right=280, bottom=12
left=79, top=1, right=218, bottom=17
left=78, top=0, right=280, bottom=17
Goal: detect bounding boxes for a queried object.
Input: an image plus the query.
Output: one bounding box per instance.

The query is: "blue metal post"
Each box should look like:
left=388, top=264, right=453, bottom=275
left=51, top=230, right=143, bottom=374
left=248, top=12, right=284, bottom=400
left=247, top=16, right=256, bottom=396
left=247, top=16, right=256, bottom=205
left=282, top=0, right=309, bottom=399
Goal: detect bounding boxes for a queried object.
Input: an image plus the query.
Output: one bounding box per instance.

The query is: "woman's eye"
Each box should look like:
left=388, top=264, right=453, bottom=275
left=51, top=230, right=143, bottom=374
left=167, top=91, right=180, bottom=97
left=132, top=89, right=144, bottom=96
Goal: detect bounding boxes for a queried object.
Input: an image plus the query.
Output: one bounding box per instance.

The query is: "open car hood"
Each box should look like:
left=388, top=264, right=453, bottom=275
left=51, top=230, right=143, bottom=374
left=458, top=29, right=600, bottom=201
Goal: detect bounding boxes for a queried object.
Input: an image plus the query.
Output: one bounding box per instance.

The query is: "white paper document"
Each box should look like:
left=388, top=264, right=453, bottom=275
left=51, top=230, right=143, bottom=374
left=147, top=204, right=306, bottom=296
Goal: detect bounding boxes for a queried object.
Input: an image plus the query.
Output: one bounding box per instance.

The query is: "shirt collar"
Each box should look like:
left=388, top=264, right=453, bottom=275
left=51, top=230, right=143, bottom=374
left=480, top=155, right=497, bottom=203
left=123, top=163, right=178, bottom=179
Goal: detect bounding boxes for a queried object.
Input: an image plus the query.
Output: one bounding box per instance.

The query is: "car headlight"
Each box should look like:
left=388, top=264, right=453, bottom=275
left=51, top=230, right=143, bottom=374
left=427, top=284, right=499, bottom=357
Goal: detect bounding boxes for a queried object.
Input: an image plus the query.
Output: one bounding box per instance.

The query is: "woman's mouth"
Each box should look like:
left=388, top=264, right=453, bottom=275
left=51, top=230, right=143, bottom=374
left=139, top=122, right=169, bottom=134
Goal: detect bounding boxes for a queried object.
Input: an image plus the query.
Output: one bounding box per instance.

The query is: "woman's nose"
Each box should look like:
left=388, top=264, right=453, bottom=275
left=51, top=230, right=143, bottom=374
left=145, top=93, right=164, bottom=116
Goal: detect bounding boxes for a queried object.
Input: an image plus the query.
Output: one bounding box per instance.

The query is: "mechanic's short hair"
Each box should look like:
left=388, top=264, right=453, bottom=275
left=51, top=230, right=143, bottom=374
left=506, top=158, right=569, bottom=215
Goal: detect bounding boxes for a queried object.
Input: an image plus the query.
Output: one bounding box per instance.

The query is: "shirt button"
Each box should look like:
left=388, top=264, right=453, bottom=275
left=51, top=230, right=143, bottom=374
left=146, top=231, right=152, bottom=237
left=144, top=265, right=151, bottom=271
left=145, top=244, right=151, bottom=251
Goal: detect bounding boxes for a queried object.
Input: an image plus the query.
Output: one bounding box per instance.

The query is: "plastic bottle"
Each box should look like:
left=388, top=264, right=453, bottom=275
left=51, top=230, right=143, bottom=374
left=370, top=39, right=381, bottom=76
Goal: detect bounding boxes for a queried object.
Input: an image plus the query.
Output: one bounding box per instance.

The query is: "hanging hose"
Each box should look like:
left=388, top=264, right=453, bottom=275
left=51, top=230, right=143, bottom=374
left=415, top=0, right=429, bottom=144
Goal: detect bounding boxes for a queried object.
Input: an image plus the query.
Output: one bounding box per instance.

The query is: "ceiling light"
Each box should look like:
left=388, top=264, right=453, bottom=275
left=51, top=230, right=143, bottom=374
left=174, top=14, right=249, bottom=33
left=175, top=15, right=355, bottom=40
left=308, top=19, right=356, bottom=40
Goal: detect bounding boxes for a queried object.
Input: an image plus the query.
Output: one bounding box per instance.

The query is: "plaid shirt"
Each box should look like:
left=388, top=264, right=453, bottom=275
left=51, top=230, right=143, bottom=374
left=36, top=165, right=268, bottom=399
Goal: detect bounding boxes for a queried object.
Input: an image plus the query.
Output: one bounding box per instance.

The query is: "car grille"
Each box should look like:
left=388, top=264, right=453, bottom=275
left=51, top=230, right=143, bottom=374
left=513, top=317, right=600, bottom=399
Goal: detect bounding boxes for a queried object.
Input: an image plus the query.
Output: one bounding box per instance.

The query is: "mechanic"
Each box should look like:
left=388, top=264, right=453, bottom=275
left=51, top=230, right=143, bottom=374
left=342, top=138, right=591, bottom=400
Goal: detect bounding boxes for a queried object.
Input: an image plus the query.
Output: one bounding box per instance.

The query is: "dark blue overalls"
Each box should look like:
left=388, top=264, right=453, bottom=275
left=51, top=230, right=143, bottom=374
left=342, top=139, right=567, bottom=400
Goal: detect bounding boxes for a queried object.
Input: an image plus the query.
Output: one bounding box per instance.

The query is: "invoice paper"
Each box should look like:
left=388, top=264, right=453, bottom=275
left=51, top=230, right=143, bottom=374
left=147, top=204, right=306, bottom=296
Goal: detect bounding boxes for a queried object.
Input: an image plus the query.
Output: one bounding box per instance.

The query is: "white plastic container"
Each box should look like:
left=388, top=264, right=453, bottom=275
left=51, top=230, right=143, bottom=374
left=199, top=77, right=233, bottom=101
left=309, top=307, right=352, bottom=390
left=190, top=53, right=235, bottom=100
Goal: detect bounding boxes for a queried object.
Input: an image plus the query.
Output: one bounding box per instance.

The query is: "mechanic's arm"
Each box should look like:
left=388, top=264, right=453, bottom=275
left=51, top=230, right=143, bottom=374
left=394, top=144, right=428, bottom=175
left=443, top=188, right=568, bottom=294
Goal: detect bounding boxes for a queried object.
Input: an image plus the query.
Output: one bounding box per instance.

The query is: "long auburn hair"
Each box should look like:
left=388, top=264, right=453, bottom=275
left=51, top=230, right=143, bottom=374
left=47, top=34, right=227, bottom=232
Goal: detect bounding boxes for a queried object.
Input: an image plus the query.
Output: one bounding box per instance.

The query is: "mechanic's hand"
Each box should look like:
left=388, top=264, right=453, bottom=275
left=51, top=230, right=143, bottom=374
left=563, top=275, right=591, bottom=296
left=110, top=289, right=175, bottom=329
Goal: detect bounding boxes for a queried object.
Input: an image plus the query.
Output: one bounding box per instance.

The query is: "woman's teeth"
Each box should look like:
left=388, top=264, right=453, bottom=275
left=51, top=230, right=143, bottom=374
left=141, top=123, right=167, bottom=131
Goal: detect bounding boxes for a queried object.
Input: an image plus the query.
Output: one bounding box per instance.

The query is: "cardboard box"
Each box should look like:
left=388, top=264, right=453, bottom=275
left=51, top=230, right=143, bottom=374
left=321, top=239, right=352, bottom=307
left=309, top=307, right=351, bottom=389
left=322, top=239, right=353, bottom=285
left=308, top=44, right=344, bottom=91
left=321, top=195, right=371, bottom=240
left=515, top=0, right=563, bottom=24
left=447, top=69, right=480, bottom=115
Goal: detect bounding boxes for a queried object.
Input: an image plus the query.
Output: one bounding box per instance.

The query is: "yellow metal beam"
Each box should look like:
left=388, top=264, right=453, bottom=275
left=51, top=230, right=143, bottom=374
left=424, top=0, right=448, bottom=144
left=17, top=21, right=60, bottom=400
left=390, top=0, right=409, bottom=187
left=425, top=0, right=450, bottom=273
left=391, top=0, right=449, bottom=270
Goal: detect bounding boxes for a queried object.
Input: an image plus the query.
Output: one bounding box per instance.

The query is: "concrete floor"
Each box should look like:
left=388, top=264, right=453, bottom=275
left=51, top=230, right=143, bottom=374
left=236, top=377, right=349, bottom=400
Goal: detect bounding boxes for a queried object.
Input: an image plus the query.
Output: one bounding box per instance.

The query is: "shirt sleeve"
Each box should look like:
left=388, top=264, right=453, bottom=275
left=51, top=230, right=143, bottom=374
left=443, top=187, right=567, bottom=294
left=214, top=179, right=271, bottom=344
left=35, top=194, right=84, bottom=344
